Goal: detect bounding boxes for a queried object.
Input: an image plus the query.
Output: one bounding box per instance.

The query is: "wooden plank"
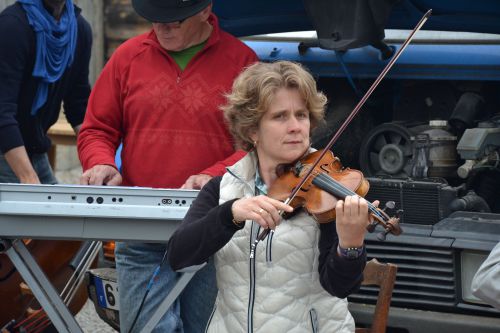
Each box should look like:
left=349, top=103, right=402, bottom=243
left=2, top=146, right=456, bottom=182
left=74, top=0, right=104, bottom=84
left=48, top=122, right=76, bottom=146
left=47, top=120, right=76, bottom=170
left=104, top=0, right=150, bottom=57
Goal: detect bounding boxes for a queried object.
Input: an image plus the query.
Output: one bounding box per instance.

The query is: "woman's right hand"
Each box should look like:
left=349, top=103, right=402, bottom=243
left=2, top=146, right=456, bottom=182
left=231, top=195, right=293, bottom=230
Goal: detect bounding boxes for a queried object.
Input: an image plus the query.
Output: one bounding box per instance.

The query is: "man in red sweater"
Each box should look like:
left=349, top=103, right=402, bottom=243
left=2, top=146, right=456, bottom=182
left=77, top=0, right=257, bottom=331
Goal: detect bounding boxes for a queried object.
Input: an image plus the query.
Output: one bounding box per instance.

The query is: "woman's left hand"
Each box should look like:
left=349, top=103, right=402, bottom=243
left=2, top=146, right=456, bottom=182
left=335, top=195, right=379, bottom=248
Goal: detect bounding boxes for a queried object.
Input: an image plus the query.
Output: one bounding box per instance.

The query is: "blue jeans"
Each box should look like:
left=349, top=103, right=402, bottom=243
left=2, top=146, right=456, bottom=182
left=115, top=242, right=217, bottom=333
left=0, top=152, right=57, bottom=184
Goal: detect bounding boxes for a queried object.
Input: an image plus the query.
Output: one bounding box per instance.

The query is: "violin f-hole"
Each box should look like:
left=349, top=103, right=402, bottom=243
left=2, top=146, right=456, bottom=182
left=320, top=163, right=330, bottom=174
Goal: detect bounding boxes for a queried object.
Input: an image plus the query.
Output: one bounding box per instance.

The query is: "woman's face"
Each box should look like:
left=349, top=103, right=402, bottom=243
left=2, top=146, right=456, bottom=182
left=251, top=88, right=310, bottom=168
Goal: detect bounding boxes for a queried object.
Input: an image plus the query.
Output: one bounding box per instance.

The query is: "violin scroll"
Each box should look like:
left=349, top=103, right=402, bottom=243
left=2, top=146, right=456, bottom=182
left=367, top=200, right=403, bottom=240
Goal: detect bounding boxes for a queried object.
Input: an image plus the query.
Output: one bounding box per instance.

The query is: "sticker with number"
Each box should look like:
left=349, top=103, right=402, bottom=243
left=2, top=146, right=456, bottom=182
left=94, top=276, right=120, bottom=310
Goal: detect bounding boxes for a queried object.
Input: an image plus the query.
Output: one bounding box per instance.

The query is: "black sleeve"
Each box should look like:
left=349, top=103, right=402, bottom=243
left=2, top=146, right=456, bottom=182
left=318, top=222, right=366, bottom=298
left=167, top=176, right=244, bottom=271
left=63, top=15, right=92, bottom=127
left=0, top=13, right=30, bottom=153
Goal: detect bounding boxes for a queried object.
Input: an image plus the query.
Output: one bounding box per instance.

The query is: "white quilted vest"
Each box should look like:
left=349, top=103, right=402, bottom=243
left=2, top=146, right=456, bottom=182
left=206, top=151, right=355, bottom=333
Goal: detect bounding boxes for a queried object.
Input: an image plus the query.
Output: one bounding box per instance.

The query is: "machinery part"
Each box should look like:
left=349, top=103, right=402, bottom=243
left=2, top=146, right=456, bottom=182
left=467, top=169, right=500, bottom=213
left=409, top=120, right=458, bottom=178
left=359, top=123, right=414, bottom=177
left=450, top=191, right=491, bottom=213
left=364, top=177, right=458, bottom=225
left=360, top=121, right=457, bottom=179
left=302, top=0, right=398, bottom=51
left=449, top=92, right=485, bottom=135
left=458, top=151, right=500, bottom=179
left=457, top=121, right=500, bottom=179
left=458, top=160, right=477, bottom=179
left=457, top=125, right=500, bottom=160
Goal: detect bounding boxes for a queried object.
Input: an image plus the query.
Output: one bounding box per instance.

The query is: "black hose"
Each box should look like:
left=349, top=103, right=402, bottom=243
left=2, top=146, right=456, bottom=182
left=450, top=190, right=491, bottom=213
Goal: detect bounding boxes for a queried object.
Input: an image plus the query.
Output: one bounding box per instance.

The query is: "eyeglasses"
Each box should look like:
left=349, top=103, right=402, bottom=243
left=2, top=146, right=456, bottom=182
left=154, top=17, right=187, bottom=29
left=167, top=18, right=187, bottom=28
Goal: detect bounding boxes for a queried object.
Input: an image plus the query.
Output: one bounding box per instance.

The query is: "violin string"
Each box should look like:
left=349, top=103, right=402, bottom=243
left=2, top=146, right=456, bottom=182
left=28, top=318, right=51, bottom=333
left=14, top=293, right=60, bottom=332
left=19, top=311, right=45, bottom=332
left=313, top=172, right=356, bottom=196
left=313, top=173, right=385, bottom=220
left=321, top=176, right=382, bottom=219
left=13, top=309, right=43, bottom=329
left=14, top=241, right=101, bottom=332
left=13, top=283, right=73, bottom=331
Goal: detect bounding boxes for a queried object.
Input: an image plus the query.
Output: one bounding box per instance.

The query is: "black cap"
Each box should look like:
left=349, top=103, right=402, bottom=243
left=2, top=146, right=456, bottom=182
left=132, top=0, right=212, bottom=23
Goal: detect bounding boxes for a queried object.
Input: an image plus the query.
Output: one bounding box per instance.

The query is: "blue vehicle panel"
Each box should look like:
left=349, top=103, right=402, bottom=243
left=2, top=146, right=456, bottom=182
left=247, top=40, right=500, bottom=81
left=214, top=0, right=500, bottom=37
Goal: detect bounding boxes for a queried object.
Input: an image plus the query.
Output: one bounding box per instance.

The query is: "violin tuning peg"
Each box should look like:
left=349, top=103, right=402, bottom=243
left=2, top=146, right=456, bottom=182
left=377, top=230, right=389, bottom=241
left=384, top=201, right=396, bottom=210
left=0, top=239, right=11, bottom=252
left=367, top=221, right=377, bottom=233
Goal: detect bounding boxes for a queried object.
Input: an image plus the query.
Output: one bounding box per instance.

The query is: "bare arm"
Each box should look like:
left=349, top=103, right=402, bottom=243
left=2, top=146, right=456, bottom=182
left=3, top=146, right=40, bottom=184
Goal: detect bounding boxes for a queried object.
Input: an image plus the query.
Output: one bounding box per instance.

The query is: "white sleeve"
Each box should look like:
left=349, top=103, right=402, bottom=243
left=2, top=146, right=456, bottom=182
left=471, top=242, right=500, bottom=310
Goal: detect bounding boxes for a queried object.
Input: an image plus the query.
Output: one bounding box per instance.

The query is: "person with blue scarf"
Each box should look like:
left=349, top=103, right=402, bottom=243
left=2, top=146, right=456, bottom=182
left=0, top=0, right=92, bottom=184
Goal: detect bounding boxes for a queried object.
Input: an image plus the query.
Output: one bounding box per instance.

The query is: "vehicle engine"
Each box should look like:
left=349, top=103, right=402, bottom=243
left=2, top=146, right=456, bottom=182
left=357, top=88, right=500, bottom=219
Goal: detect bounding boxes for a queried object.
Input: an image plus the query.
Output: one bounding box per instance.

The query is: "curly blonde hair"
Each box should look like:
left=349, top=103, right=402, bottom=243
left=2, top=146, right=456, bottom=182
left=222, top=61, right=327, bottom=151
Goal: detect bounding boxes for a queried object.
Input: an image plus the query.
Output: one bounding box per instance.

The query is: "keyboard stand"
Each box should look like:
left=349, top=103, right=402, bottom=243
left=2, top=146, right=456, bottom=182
left=0, top=183, right=201, bottom=333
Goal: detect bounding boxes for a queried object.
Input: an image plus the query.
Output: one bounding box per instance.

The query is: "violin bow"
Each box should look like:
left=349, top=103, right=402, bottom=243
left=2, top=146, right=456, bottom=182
left=252, top=9, right=432, bottom=252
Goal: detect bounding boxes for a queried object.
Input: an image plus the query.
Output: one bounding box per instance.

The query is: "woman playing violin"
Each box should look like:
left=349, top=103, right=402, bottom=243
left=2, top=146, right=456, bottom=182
left=167, top=61, right=377, bottom=332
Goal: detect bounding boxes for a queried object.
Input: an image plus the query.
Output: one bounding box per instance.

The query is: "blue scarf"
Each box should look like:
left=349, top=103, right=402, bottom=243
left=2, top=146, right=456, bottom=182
left=19, top=0, right=77, bottom=115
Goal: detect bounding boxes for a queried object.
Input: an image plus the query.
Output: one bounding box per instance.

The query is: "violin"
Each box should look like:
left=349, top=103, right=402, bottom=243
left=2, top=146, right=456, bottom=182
left=249, top=9, right=432, bottom=256
left=268, top=149, right=402, bottom=239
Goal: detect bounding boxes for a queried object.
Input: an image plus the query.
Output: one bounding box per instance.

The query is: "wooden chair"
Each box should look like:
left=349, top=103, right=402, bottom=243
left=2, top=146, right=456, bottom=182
left=355, top=258, right=398, bottom=333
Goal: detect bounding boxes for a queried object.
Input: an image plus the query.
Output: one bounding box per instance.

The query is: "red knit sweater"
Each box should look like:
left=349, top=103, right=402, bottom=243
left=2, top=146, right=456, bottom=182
left=78, top=15, right=257, bottom=188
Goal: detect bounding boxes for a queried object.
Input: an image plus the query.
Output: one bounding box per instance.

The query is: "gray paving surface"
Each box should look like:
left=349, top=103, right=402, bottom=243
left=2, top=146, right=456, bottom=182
left=76, top=300, right=118, bottom=332
left=55, top=167, right=82, bottom=185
